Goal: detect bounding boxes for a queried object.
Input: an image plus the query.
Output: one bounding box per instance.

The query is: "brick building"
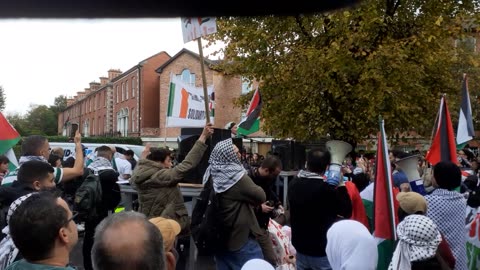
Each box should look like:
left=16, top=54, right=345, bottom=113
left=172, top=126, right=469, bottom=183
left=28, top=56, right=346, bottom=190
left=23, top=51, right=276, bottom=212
left=59, top=52, right=171, bottom=137
left=58, top=49, right=268, bottom=150
left=155, top=49, right=265, bottom=140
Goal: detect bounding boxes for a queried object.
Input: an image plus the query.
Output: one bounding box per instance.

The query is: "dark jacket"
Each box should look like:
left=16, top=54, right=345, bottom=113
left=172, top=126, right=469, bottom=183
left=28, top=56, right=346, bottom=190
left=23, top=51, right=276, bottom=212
left=217, top=174, right=266, bottom=251
left=248, top=168, right=280, bottom=230
left=288, top=175, right=352, bottom=257
left=130, top=141, right=207, bottom=234
left=0, top=181, right=35, bottom=208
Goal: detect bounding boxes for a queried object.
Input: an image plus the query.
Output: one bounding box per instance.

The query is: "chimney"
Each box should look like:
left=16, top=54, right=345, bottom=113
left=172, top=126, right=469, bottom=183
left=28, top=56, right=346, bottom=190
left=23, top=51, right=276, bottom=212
left=89, top=82, right=101, bottom=91
left=100, top=77, right=109, bottom=86
left=67, top=98, right=74, bottom=106
left=84, top=88, right=91, bottom=95
left=76, top=91, right=85, bottom=99
left=108, top=69, right=122, bottom=80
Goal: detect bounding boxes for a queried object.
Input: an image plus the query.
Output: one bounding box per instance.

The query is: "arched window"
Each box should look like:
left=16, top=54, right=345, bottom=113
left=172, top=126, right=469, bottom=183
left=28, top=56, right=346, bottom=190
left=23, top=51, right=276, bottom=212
left=117, top=108, right=129, bottom=137
left=178, top=69, right=195, bottom=86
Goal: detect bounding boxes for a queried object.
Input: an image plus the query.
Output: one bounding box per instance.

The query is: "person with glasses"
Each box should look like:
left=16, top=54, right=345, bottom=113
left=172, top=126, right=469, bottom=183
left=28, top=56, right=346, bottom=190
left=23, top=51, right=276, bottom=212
left=5, top=192, right=79, bottom=270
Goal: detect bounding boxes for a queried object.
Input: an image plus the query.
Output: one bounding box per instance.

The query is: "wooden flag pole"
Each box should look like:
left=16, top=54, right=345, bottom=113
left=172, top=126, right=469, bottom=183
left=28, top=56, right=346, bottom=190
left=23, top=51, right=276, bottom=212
left=197, top=38, right=211, bottom=124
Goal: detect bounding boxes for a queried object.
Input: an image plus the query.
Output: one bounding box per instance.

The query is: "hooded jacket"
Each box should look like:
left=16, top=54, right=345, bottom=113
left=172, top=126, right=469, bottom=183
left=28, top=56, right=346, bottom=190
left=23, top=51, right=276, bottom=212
left=130, top=141, right=207, bottom=234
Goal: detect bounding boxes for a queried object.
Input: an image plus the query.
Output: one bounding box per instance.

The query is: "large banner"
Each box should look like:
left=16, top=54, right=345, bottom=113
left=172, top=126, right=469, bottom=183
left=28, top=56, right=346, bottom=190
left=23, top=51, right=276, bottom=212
left=181, top=17, right=217, bottom=43
left=166, top=76, right=214, bottom=127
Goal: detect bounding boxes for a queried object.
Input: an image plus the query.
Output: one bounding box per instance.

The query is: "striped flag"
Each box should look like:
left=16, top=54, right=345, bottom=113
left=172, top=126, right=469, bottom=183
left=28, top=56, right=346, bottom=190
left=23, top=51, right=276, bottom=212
left=237, top=87, right=262, bottom=136
left=456, top=74, right=475, bottom=146
left=0, top=112, right=20, bottom=171
left=374, top=117, right=399, bottom=270
left=426, top=96, right=458, bottom=165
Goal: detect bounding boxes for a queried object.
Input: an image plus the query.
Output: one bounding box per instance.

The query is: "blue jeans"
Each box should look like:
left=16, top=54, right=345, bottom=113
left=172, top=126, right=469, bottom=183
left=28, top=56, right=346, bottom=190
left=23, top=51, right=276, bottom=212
left=296, top=252, right=332, bottom=270
left=215, top=238, right=264, bottom=270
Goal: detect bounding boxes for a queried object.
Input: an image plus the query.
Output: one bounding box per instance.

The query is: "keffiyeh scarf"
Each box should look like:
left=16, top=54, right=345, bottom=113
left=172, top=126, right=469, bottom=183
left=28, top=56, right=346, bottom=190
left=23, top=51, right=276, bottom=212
left=0, top=193, right=35, bottom=269
left=389, top=215, right=442, bottom=270
left=202, top=139, right=246, bottom=193
left=88, top=157, right=114, bottom=172
left=18, top=156, right=48, bottom=166
left=425, top=188, right=467, bottom=270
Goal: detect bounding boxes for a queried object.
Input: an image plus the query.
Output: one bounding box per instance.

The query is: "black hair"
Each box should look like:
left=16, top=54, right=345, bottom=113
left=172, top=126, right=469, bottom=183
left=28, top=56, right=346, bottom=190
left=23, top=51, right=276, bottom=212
left=306, top=148, right=330, bottom=174
left=433, top=161, right=461, bottom=190
left=351, top=173, right=370, bottom=193
left=397, top=207, right=425, bottom=222
left=0, top=155, right=9, bottom=164
left=17, top=160, right=54, bottom=185
left=125, top=150, right=134, bottom=157
left=21, top=135, right=48, bottom=156
left=48, top=154, right=62, bottom=167
left=147, top=148, right=171, bottom=162
left=9, top=192, right=68, bottom=261
left=92, top=211, right=165, bottom=270
left=260, top=155, right=282, bottom=173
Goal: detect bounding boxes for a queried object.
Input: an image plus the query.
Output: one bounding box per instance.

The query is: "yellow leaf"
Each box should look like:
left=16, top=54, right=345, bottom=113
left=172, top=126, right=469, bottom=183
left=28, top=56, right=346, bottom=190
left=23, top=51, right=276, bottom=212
left=435, top=16, right=443, bottom=26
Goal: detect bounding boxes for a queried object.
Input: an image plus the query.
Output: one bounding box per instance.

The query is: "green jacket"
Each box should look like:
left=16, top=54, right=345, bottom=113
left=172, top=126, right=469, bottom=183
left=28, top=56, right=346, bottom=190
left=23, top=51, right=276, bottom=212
left=217, top=174, right=266, bottom=251
left=130, top=141, right=208, bottom=234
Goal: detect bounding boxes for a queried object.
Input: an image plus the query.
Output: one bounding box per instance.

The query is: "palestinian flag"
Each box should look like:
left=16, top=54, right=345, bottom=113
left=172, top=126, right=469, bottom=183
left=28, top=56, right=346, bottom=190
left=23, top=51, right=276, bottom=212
left=237, top=87, right=262, bottom=136
left=0, top=112, right=20, bottom=171
left=374, top=118, right=399, bottom=270
left=426, top=96, right=457, bottom=165
left=456, top=74, right=475, bottom=146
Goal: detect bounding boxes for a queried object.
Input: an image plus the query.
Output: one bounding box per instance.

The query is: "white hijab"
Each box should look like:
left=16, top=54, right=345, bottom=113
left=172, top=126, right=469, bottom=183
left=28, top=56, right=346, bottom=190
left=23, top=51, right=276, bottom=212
left=326, top=220, right=377, bottom=270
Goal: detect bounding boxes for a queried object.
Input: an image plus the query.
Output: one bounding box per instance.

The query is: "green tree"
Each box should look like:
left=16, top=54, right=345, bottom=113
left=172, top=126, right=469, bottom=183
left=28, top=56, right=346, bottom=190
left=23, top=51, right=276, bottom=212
left=24, top=105, right=58, bottom=136
left=207, top=0, right=480, bottom=146
left=51, top=95, right=67, bottom=114
left=6, top=112, right=27, bottom=136
left=0, top=86, right=6, bottom=111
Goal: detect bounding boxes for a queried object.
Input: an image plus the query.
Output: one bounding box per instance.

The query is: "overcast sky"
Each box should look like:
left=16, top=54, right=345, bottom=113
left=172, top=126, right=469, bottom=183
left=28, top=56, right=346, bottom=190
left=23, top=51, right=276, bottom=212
left=0, top=18, right=221, bottom=115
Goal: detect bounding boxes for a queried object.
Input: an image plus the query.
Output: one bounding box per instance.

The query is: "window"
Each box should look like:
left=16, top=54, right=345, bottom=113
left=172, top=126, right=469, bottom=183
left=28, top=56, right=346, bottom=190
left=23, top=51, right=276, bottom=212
left=131, top=109, right=135, bottom=132
left=121, top=83, right=125, bottom=101
left=178, top=69, right=195, bottom=86
left=94, top=95, right=97, bottom=110
left=117, top=108, right=129, bottom=137
left=126, top=80, right=129, bottom=99
left=241, top=76, right=252, bottom=94
left=104, top=92, right=107, bottom=107
left=131, top=77, right=135, bottom=97
left=116, top=86, right=119, bottom=103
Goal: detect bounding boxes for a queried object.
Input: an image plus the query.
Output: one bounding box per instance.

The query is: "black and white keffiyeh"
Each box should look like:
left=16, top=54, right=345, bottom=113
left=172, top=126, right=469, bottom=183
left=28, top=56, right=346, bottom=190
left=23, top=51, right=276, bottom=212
left=389, top=215, right=442, bottom=270
left=88, top=157, right=114, bottom=172
left=18, top=156, right=48, bottom=166
left=425, top=188, right=467, bottom=269
left=0, top=193, right=35, bottom=269
left=202, top=139, right=246, bottom=193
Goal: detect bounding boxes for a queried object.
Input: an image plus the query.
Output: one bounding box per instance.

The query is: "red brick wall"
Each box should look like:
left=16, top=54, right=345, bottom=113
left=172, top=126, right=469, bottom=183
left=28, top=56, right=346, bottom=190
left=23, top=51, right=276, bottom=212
left=158, top=52, right=266, bottom=138
left=140, top=52, right=170, bottom=135
left=113, top=69, right=140, bottom=135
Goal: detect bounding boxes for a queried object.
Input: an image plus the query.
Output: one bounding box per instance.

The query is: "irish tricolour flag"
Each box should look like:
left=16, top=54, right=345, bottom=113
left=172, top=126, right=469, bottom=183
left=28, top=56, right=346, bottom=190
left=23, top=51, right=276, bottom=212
left=0, top=112, right=20, bottom=171
left=374, top=118, right=399, bottom=270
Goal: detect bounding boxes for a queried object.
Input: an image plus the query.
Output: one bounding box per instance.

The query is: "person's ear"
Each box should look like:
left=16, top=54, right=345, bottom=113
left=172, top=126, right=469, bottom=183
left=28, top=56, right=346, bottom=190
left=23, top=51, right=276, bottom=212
left=165, top=251, right=176, bottom=270
left=58, top=227, right=69, bottom=245
left=32, top=180, right=42, bottom=191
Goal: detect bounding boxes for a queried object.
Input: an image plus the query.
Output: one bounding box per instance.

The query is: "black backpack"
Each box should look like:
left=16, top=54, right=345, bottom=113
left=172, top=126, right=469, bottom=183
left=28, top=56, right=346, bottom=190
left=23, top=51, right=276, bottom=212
left=191, top=178, right=229, bottom=256
left=74, top=169, right=103, bottom=221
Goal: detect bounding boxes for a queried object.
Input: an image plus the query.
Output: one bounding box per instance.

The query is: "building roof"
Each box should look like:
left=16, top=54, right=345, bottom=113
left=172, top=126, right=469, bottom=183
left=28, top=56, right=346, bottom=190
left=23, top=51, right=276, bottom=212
left=155, top=48, right=219, bottom=73
left=112, top=51, right=172, bottom=82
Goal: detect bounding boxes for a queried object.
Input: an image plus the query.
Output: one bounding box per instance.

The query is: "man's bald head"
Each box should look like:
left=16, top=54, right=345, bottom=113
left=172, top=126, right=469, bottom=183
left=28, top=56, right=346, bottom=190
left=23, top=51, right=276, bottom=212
left=92, top=211, right=165, bottom=270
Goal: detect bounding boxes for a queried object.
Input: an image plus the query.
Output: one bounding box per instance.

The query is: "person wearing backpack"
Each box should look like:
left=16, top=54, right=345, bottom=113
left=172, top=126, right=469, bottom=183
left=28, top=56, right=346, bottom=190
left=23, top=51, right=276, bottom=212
left=81, top=145, right=121, bottom=270
left=130, top=123, right=214, bottom=234
left=202, top=139, right=267, bottom=270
